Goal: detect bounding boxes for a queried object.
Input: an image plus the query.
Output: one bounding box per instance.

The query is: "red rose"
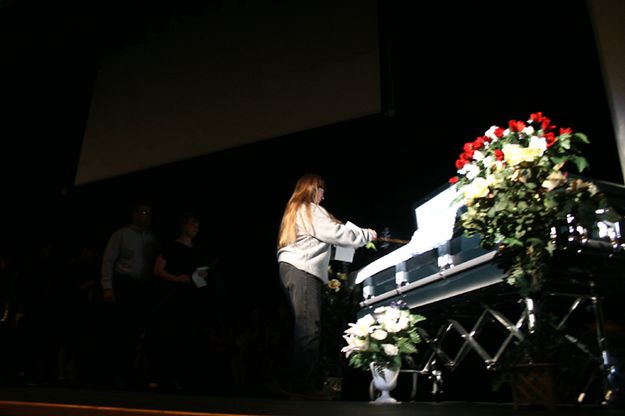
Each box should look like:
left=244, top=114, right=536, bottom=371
left=473, top=136, right=486, bottom=149
left=508, top=120, right=526, bottom=132
left=545, top=132, right=557, bottom=147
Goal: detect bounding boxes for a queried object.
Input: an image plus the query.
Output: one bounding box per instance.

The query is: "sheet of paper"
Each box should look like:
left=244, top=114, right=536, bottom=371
left=333, top=221, right=361, bottom=263
left=192, top=269, right=207, bottom=288
left=334, top=245, right=355, bottom=262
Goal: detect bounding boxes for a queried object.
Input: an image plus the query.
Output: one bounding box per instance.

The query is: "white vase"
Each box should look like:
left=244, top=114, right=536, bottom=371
left=369, top=362, right=400, bottom=404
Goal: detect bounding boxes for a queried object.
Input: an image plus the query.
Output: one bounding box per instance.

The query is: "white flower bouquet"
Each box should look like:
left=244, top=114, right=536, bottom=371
left=341, top=301, right=425, bottom=371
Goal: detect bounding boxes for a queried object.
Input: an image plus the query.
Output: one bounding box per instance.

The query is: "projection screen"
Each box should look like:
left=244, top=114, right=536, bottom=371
left=75, top=0, right=381, bottom=186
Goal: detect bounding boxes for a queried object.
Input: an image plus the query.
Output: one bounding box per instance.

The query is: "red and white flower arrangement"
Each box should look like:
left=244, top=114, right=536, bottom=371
left=449, top=112, right=610, bottom=294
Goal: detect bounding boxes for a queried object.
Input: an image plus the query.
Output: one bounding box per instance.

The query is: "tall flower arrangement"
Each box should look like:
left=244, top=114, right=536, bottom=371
left=319, top=264, right=359, bottom=377
left=449, top=112, right=612, bottom=295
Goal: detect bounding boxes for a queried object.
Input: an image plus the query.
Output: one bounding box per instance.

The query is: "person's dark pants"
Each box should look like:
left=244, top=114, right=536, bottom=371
left=148, top=282, right=195, bottom=391
left=279, top=262, right=322, bottom=392
left=109, top=274, right=151, bottom=388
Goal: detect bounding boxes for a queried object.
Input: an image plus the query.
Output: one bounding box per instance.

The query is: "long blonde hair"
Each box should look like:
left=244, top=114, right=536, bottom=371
left=278, top=174, right=328, bottom=249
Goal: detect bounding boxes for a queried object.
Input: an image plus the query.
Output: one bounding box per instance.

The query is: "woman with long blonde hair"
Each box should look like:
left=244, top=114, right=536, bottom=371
left=277, top=173, right=377, bottom=397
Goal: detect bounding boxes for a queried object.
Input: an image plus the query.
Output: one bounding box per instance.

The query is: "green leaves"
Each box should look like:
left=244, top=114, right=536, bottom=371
left=571, top=155, right=589, bottom=172
left=573, top=132, right=589, bottom=144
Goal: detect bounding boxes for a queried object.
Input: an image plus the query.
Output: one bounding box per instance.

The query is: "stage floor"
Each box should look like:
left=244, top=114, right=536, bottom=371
left=0, top=386, right=622, bottom=416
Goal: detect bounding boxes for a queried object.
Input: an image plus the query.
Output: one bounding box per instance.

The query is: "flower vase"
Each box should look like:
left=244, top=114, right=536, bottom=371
left=369, top=363, right=400, bottom=404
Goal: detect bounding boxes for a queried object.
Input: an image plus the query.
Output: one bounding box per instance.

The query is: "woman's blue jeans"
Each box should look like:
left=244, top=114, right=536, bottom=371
left=279, top=262, right=322, bottom=391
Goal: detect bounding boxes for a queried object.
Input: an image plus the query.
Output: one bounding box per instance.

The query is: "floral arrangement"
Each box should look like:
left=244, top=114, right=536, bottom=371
left=327, top=271, right=348, bottom=294
left=319, top=264, right=359, bottom=377
left=322, top=267, right=355, bottom=331
left=449, top=112, right=612, bottom=295
left=341, top=301, right=425, bottom=371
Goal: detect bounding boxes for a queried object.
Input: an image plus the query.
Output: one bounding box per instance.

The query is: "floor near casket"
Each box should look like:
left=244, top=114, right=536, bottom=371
left=0, top=385, right=622, bottom=416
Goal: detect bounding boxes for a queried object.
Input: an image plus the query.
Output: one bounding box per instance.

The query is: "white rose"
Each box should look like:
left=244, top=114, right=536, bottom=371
left=528, top=135, right=547, bottom=152
left=345, top=314, right=376, bottom=337
left=522, top=125, right=535, bottom=136
left=484, top=125, right=500, bottom=140
left=382, top=344, right=399, bottom=356
left=373, top=306, right=388, bottom=315
left=472, top=150, right=485, bottom=161
left=383, top=321, right=404, bottom=333
left=463, top=177, right=490, bottom=200
left=460, top=163, right=480, bottom=180
left=502, top=143, right=543, bottom=166
left=481, top=155, right=494, bottom=170
left=371, top=329, right=388, bottom=341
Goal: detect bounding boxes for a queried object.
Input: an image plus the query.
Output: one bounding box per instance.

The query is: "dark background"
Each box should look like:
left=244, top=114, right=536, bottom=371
left=0, top=1, right=623, bottom=397
left=1, top=0, right=622, bottom=298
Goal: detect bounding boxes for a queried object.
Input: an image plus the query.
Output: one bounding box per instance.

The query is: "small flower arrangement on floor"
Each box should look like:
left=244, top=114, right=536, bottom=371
left=341, top=301, right=425, bottom=371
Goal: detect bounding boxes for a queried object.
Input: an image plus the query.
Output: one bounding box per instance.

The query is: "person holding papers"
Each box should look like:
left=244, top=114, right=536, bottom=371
left=276, top=173, right=377, bottom=398
left=151, top=212, right=212, bottom=391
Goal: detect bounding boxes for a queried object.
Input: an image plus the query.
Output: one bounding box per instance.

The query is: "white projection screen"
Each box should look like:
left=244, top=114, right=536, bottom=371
left=75, top=0, right=381, bottom=186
